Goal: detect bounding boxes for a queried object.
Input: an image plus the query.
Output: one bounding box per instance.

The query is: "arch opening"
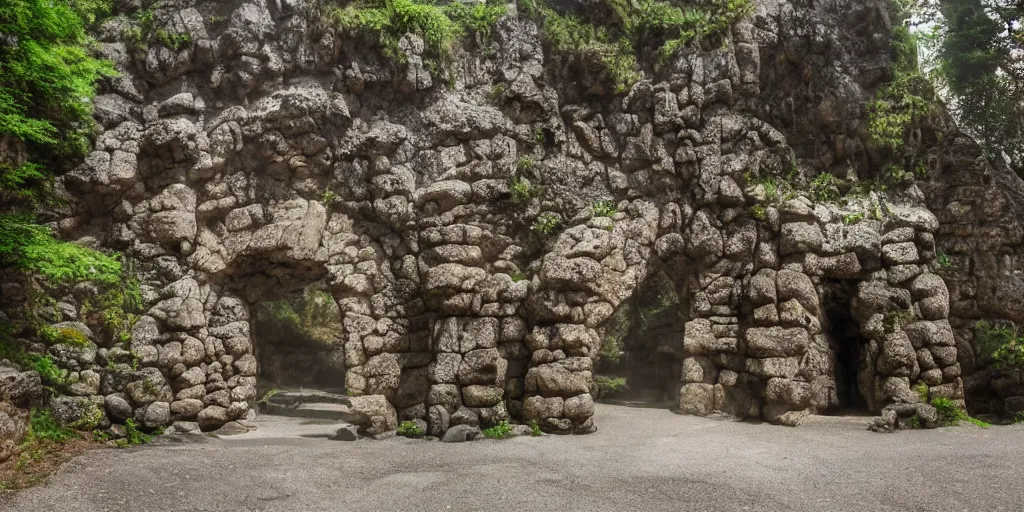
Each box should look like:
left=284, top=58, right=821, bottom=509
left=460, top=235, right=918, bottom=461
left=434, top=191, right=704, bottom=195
left=822, top=279, right=869, bottom=413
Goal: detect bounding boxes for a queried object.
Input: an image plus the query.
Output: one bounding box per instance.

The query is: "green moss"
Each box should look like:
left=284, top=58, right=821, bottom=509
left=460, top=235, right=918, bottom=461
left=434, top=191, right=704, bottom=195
left=883, top=308, right=915, bottom=334
left=38, top=326, right=90, bottom=347
left=121, top=3, right=192, bottom=53
left=508, top=271, right=527, bottom=283
left=489, top=83, right=507, bottom=104
left=481, top=420, right=513, bottom=439
left=396, top=420, right=425, bottom=438
left=749, top=204, right=766, bottom=221
left=935, top=252, right=957, bottom=274
left=913, top=382, right=929, bottom=403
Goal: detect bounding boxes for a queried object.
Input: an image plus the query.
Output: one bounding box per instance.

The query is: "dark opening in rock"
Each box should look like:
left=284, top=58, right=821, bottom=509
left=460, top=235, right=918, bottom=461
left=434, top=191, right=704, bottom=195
left=596, top=267, right=684, bottom=407
left=823, top=280, right=869, bottom=412
left=251, top=284, right=345, bottom=391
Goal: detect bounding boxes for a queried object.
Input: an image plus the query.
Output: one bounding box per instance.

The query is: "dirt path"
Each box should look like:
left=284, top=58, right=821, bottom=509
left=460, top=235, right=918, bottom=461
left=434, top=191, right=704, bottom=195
left=4, top=404, right=1023, bottom=511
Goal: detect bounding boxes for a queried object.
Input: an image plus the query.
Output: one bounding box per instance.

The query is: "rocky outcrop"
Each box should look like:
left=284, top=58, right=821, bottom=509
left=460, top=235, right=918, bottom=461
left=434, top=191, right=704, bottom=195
left=6, top=0, right=1015, bottom=440
left=0, top=365, right=42, bottom=462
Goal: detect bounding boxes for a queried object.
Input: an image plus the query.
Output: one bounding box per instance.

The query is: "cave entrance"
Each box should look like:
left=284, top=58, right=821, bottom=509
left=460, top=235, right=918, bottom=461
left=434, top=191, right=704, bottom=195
left=597, top=266, right=685, bottom=407
left=822, top=280, right=869, bottom=413
left=250, top=283, right=346, bottom=394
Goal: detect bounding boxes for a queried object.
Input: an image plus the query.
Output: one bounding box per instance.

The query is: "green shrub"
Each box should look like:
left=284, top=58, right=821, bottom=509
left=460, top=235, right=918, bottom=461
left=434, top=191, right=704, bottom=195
left=0, top=0, right=115, bottom=164
left=396, top=420, right=425, bottom=438
left=594, top=375, right=628, bottom=399
left=320, top=189, right=338, bottom=205
left=28, top=354, right=64, bottom=387
left=0, top=215, right=123, bottom=286
left=25, top=408, right=77, bottom=444
left=592, top=199, right=616, bottom=218
left=481, top=420, right=513, bottom=439
left=975, top=321, right=1024, bottom=368
left=531, top=212, right=560, bottom=236
left=508, top=271, right=527, bottom=283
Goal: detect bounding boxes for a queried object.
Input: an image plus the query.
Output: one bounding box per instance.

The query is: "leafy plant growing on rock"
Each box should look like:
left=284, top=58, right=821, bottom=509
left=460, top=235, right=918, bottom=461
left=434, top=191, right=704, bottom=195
left=509, top=175, right=534, bottom=204
left=531, top=212, right=561, bottom=236
left=528, top=419, right=542, bottom=436
left=931, top=397, right=989, bottom=428
left=117, top=418, right=155, bottom=447
left=592, top=199, right=616, bottom=218
left=935, top=252, right=957, bottom=274
left=481, top=420, right=513, bottom=439
left=841, top=212, right=864, bottom=225
left=397, top=420, right=425, bottom=438
left=327, top=0, right=507, bottom=77
left=866, top=25, right=931, bottom=150
left=809, top=173, right=841, bottom=203
left=521, top=0, right=753, bottom=93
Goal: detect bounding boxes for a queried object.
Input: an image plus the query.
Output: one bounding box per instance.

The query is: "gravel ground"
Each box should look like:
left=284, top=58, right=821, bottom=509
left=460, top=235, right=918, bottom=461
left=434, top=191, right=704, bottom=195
left=4, top=404, right=1023, bottom=512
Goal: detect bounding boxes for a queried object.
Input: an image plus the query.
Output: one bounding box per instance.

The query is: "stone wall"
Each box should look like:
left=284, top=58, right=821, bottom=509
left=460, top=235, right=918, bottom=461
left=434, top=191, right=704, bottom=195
left=5, top=0, right=1017, bottom=438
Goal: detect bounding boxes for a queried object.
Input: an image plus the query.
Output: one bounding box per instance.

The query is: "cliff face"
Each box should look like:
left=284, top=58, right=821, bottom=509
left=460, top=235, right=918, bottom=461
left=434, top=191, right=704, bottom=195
left=18, top=0, right=1021, bottom=435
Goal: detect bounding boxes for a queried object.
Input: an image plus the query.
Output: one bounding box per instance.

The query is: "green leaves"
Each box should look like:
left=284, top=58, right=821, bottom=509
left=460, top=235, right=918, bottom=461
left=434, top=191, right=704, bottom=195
left=524, top=0, right=752, bottom=93
left=0, top=214, right=123, bottom=286
left=328, top=0, right=506, bottom=76
left=0, top=0, right=115, bottom=158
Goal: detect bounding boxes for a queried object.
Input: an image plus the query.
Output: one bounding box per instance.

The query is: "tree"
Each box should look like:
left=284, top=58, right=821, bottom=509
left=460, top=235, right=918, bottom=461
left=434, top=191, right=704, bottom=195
left=920, top=0, right=1024, bottom=176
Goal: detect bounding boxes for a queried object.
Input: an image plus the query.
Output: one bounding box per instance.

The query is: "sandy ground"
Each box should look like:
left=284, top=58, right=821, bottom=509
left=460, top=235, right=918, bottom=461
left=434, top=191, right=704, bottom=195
left=4, top=404, right=1024, bottom=512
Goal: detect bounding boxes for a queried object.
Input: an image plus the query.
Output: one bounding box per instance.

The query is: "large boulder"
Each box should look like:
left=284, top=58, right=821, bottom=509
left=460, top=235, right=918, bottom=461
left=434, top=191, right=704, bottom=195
left=338, top=395, right=398, bottom=436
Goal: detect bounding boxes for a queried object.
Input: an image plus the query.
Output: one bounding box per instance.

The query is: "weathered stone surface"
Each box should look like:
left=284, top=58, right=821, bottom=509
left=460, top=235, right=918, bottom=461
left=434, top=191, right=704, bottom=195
left=339, top=395, right=398, bottom=436
left=11, top=0, right=1017, bottom=439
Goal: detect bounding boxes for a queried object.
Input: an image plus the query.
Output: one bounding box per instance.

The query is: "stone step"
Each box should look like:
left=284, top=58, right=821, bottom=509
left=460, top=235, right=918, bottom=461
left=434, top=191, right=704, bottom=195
left=257, top=388, right=353, bottom=420
left=261, top=401, right=351, bottom=421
